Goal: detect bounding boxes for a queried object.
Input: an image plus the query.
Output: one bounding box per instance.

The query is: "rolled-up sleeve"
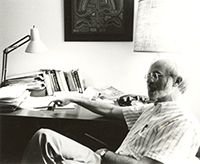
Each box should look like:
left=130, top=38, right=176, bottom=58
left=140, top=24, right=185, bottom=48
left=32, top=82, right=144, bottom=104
left=122, top=103, right=147, bottom=130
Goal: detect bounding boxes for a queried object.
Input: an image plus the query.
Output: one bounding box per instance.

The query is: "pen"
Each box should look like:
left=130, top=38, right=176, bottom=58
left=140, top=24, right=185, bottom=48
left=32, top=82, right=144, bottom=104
left=141, top=124, right=148, bottom=132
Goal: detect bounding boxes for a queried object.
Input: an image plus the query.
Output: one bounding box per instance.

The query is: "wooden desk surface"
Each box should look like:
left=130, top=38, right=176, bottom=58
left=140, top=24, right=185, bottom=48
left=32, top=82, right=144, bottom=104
left=0, top=95, right=110, bottom=120
left=0, top=105, right=104, bottom=120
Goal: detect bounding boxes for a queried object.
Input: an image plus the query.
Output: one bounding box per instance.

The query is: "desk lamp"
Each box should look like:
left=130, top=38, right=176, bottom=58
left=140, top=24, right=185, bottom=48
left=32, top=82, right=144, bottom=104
left=1, top=26, right=48, bottom=87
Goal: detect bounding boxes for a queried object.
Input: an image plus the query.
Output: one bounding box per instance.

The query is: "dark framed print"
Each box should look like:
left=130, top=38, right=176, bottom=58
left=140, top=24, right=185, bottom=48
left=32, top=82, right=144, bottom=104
left=64, top=0, right=134, bottom=41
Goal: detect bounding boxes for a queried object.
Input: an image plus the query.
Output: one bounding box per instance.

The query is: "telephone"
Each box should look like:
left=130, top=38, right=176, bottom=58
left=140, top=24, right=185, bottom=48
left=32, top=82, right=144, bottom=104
left=117, top=94, right=149, bottom=106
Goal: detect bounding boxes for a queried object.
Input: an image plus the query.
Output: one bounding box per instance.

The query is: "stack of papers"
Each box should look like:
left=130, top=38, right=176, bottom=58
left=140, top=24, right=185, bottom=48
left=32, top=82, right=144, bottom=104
left=0, top=85, right=30, bottom=112
left=20, top=96, right=75, bottom=111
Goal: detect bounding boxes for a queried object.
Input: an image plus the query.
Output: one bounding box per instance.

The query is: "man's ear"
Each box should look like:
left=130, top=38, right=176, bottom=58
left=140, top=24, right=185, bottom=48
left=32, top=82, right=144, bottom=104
left=173, top=76, right=183, bottom=87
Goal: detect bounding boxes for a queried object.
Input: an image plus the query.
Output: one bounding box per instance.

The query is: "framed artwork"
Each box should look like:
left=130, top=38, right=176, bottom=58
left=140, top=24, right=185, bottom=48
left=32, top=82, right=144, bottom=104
left=64, top=0, right=134, bottom=41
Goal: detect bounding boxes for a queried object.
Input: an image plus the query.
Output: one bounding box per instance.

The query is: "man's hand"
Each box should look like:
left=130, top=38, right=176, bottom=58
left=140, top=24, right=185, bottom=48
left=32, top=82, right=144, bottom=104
left=95, top=148, right=109, bottom=157
left=95, top=148, right=163, bottom=164
left=53, top=91, right=81, bottom=106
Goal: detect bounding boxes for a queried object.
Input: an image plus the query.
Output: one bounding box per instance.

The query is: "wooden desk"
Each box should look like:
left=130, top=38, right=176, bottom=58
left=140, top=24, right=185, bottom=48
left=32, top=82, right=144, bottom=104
left=0, top=106, right=128, bottom=164
left=0, top=105, right=103, bottom=120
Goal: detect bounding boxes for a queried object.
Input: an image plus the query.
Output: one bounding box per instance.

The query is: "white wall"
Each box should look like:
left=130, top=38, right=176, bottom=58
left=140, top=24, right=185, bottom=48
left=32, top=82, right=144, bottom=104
left=1, top=0, right=200, bottom=121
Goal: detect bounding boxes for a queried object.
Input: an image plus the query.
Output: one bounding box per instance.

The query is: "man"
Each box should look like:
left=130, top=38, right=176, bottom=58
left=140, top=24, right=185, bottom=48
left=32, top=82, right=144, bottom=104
left=21, top=59, right=200, bottom=164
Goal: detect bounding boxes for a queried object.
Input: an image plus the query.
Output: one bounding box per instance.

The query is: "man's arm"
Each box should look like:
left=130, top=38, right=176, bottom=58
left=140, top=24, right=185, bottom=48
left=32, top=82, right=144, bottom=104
left=53, top=92, right=129, bottom=120
left=96, top=149, right=163, bottom=164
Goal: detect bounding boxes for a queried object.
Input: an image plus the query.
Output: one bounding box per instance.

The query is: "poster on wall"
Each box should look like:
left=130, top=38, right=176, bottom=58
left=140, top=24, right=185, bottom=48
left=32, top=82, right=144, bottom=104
left=64, top=0, right=134, bottom=41
left=134, top=0, right=182, bottom=52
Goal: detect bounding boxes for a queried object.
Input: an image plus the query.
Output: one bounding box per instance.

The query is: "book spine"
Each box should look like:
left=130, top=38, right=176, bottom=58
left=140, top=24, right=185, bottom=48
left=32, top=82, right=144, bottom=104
left=73, top=69, right=83, bottom=93
left=47, top=70, right=55, bottom=93
left=42, top=70, right=54, bottom=96
left=59, top=71, right=69, bottom=91
left=55, top=70, right=65, bottom=91
left=63, top=72, right=72, bottom=91
left=51, top=70, right=61, bottom=92
left=64, top=71, right=77, bottom=91
left=71, top=70, right=79, bottom=92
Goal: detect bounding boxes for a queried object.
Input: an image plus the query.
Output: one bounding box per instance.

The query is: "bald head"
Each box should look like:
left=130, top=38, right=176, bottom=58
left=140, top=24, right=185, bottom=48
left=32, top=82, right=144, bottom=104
left=150, top=59, right=188, bottom=94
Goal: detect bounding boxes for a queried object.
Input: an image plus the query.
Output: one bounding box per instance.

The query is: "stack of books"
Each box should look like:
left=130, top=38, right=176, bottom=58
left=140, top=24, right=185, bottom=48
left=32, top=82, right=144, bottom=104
left=41, top=69, right=84, bottom=95
left=5, top=69, right=85, bottom=96
left=0, top=85, right=30, bottom=112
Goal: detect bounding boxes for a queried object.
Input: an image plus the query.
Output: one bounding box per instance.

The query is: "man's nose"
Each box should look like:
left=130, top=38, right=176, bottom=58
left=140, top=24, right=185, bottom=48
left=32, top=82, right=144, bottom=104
left=147, top=76, right=155, bottom=83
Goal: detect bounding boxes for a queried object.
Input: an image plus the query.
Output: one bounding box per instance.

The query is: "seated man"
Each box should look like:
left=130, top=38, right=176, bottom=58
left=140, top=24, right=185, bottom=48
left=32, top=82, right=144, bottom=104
left=21, top=59, right=200, bottom=164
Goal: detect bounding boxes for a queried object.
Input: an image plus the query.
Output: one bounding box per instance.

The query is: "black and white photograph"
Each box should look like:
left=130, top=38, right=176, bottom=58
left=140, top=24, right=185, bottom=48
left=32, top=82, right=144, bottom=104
left=0, top=0, right=200, bottom=164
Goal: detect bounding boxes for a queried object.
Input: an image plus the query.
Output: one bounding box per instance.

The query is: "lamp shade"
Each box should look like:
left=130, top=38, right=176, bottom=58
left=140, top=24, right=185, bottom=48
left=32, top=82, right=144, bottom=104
left=134, top=0, right=184, bottom=53
left=25, top=26, right=48, bottom=53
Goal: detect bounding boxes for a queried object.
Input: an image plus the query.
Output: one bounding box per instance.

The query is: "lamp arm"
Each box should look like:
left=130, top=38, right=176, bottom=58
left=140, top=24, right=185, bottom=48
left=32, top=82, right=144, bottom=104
left=3, top=35, right=31, bottom=54
left=1, top=35, right=31, bottom=87
left=1, top=51, right=8, bottom=87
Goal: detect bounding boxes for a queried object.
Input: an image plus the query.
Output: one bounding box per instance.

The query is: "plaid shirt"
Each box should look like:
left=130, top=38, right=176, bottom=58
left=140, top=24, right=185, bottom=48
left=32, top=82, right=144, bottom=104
left=116, top=101, right=200, bottom=164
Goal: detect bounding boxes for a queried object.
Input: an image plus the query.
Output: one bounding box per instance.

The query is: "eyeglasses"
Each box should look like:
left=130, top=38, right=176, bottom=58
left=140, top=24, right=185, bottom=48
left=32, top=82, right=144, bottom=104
left=144, top=72, right=164, bottom=82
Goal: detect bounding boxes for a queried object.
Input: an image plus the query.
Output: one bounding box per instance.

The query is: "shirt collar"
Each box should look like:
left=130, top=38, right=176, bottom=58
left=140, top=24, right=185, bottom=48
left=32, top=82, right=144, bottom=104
left=150, top=100, right=187, bottom=114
